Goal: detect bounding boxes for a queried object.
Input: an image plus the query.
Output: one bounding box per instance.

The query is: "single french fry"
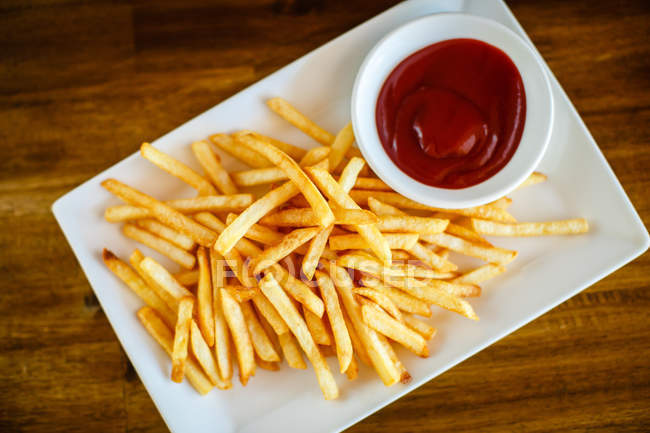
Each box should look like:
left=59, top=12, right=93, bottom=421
left=140, top=142, right=216, bottom=195
left=139, top=256, right=194, bottom=311
left=166, top=195, right=253, bottom=213
left=190, top=320, right=222, bottom=386
left=443, top=222, right=493, bottom=247
left=259, top=207, right=377, bottom=227
left=376, top=332, right=410, bottom=384
left=266, top=97, right=335, bottom=145
left=259, top=273, right=339, bottom=399
left=389, top=275, right=480, bottom=298
left=303, top=304, right=332, bottom=346
left=104, top=205, right=151, bottom=222
left=252, top=227, right=320, bottom=274
left=172, top=296, right=194, bottom=382
left=214, top=181, right=300, bottom=255
left=306, top=167, right=391, bottom=265
left=315, top=271, right=353, bottom=373
left=196, top=213, right=261, bottom=259
left=173, top=269, right=199, bottom=286
left=345, top=354, right=359, bottom=380
left=380, top=275, right=478, bottom=320
left=360, top=276, right=432, bottom=317
left=101, top=179, right=217, bottom=247
left=337, top=157, right=366, bottom=193
left=226, top=213, right=284, bottom=246
left=231, top=147, right=330, bottom=187
left=341, top=307, right=371, bottom=367
left=224, top=285, right=259, bottom=303
left=391, top=250, right=412, bottom=261
left=196, top=247, right=215, bottom=347
left=517, top=171, right=547, bottom=189
left=191, top=140, right=239, bottom=195
left=353, top=287, right=402, bottom=322
left=301, top=225, right=333, bottom=280
left=251, top=293, right=288, bottom=335
left=231, top=167, right=288, bottom=187
left=329, top=122, right=355, bottom=171
left=329, top=233, right=418, bottom=251
left=123, top=223, right=196, bottom=269
left=368, top=198, right=456, bottom=271
left=256, top=357, right=281, bottom=371
left=137, top=307, right=217, bottom=394
left=278, top=331, right=307, bottom=369
left=406, top=242, right=457, bottom=272
left=452, top=264, right=507, bottom=285
left=247, top=131, right=308, bottom=160
left=350, top=177, right=391, bottom=191
left=268, top=264, right=325, bottom=317
left=240, top=301, right=281, bottom=362
left=210, top=133, right=272, bottom=168
left=402, top=314, right=437, bottom=340
left=326, top=261, right=401, bottom=386
left=257, top=311, right=283, bottom=358
left=209, top=248, right=232, bottom=381
left=221, top=288, right=255, bottom=385
left=299, top=146, right=331, bottom=166
left=389, top=264, right=456, bottom=280
left=235, top=132, right=334, bottom=227
left=223, top=247, right=256, bottom=288
left=471, top=218, right=589, bottom=236
left=424, top=232, right=517, bottom=265
left=134, top=219, right=195, bottom=250
left=102, top=249, right=176, bottom=328
left=353, top=190, right=517, bottom=222
left=129, top=249, right=178, bottom=313
left=361, top=301, right=428, bottom=357
left=377, top=215, right=448, bottom=235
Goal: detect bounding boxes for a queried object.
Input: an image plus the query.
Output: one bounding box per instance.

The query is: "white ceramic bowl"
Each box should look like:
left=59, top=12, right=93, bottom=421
left=351, top=13, right=553, bottom=209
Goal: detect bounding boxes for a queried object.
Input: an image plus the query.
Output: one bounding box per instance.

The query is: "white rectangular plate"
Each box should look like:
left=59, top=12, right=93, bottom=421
left=52, top=0, right=649, bottom=432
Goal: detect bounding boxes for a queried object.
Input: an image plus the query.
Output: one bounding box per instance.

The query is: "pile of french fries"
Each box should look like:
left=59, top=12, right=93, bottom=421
left=101, top=97, right=589, bottom=399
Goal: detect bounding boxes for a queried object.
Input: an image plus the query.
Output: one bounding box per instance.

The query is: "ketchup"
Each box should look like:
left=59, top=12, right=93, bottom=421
left=376, top=38, right=526, bottom=189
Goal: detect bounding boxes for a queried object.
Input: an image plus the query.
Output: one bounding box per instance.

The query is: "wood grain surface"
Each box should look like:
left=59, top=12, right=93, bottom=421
left=1, top=1, right=649, bottom=432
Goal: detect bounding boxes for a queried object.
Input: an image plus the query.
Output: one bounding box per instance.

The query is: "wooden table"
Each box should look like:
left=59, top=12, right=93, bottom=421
left=1, top=1, right=648, bottom=431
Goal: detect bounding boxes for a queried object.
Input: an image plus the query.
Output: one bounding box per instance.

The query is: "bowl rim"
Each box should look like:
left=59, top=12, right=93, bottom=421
left=351, top=12, right=554, bottom=209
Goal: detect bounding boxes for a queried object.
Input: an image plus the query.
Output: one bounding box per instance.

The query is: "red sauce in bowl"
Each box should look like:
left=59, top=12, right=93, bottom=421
left=375, top=38, right=526, bottom=189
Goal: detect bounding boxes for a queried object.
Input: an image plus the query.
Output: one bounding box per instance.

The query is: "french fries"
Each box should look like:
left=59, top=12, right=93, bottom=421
left=102, top=94, right=588, bottom=399
left=123, top=223, right=196, bottom=269
left=361, top=301, right=428, bottom=357
left=471, top=218, right=589, bottom=236
left=260, top=207, right=377, bottom=227
left=209, top=248, right=233, bottom=382
left=196, top=247, right=215, bottom=346
left=235, top=132, right=334, bottom=227
left=240, top=301, right=281, bottom=362
left=210, top=133, right=272, bottom=168
left=266, top=97, right=335, bottom=145
left=329, top=233, right=419, bottom=251
left=141, top=142, right=217, bottom=196
left=221, top=288, right=255, bottom=385
left=306, top=167, right=391, bottom=265
left=191, top=140, right=238, bottom=195
left=138, top=307, right=214, bottom=394
left=172, top=296, right=194, bottom=382
left=315, top=271, right=352, bottom=373
left=251, top=227, right=320, bottom=274
left=102, top=249, right=176, bottom=328
left=101, top=179, right=217, bottom=246
left=517, top=171, right=547, bottom=189
left=329, top=122, right=355, bottom=171
left=215, top=181, right=299, bottom=255
left=134, top=219, right=195, bottom=250
left=259, top=273, right=338, bottom=399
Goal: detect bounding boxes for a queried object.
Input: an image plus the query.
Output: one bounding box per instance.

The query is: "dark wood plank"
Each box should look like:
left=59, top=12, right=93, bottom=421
left=0, top=1, right=648, bottom=432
